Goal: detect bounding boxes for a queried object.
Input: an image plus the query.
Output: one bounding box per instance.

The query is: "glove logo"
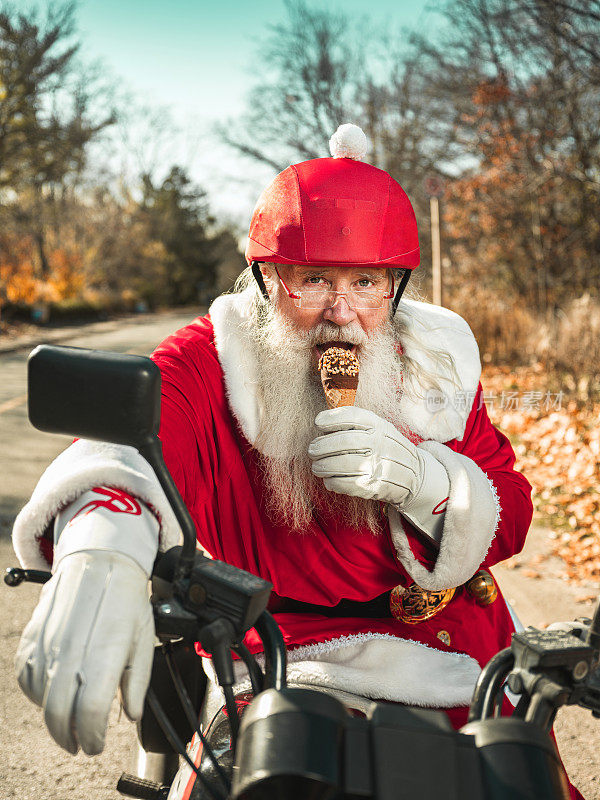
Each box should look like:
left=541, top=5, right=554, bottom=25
left=432, top=497, right=448, bottom=515
left=68, top=486, right=142, bottom=524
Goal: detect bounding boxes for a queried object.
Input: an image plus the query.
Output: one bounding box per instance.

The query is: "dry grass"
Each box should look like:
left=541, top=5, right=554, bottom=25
left=447, top=285, right=539, bottom=364
left=447, top=288, right=600, bottom=401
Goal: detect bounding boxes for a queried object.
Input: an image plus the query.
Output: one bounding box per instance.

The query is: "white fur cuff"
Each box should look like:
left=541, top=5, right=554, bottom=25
left=12, top=439, right=182, bottom=570
left=388, top=442, right=500, bottom=590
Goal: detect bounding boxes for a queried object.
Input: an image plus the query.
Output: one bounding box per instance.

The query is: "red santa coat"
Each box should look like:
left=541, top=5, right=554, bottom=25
left=153, top=292, right=531, bottom=706
left=12, top=291, right=533, bottom=709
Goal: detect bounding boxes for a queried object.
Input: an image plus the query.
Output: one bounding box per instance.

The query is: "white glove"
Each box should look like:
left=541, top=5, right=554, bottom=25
left=308, top=407, right=450, bottom=543
left=15, top=487, right=159, bottom=755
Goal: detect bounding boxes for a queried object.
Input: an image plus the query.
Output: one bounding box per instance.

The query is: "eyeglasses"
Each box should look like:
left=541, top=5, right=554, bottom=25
left=274, top=267, right=394, bottom=310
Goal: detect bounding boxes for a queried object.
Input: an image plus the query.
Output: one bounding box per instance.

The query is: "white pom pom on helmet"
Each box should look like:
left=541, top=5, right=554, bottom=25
left=329, top=123, right=369, bottom=160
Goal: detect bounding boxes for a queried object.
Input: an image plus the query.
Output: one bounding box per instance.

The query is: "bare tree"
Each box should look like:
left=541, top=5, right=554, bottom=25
left=217, top=0, right=364, bottom=171
left=0, top=2, right=116, bottom=283
left=413, top=0, right=600, bottom=310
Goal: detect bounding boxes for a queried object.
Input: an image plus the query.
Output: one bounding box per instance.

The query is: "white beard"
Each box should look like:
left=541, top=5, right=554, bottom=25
left=246, top=304, right=406, bottom=534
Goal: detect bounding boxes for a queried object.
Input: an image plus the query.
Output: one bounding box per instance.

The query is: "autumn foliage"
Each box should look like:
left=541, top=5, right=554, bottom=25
left=0, top=6, right=237, bottom=321
left=483, top=365, right=600, bottom=584
left=0, top=233, right=84, bottom=308
left=444, top=74, right=594, bottom=313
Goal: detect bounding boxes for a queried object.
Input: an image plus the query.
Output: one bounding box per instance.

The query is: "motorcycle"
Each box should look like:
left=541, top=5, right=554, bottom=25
left=5, top=344, right=600, bottom=800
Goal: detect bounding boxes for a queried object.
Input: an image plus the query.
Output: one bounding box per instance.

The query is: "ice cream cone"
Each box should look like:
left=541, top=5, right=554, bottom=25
left=319, top=347, right=360, bottom=409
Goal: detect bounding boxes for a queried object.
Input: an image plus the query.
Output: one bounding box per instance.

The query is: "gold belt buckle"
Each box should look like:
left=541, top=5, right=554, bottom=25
left=390, top=582, right=456, bottom=624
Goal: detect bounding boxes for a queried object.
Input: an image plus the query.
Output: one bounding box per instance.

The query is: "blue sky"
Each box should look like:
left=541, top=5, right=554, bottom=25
left=73, top=0, right=434, bottom=225
left=78, top=0, right=432, bottom=119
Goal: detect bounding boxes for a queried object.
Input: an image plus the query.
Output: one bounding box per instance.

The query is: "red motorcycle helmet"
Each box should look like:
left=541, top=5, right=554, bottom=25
left=245, top=124, right=419, bottom=310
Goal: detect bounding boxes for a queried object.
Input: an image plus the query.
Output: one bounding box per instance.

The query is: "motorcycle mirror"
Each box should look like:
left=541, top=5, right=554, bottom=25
left=28, top=344, right=160, bottom=447
left=27, top=344, right=197, bottom=582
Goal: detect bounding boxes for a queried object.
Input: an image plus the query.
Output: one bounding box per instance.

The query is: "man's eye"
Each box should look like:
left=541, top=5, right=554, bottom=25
left=305, top=276, right=326, bottom=286
left=357, top=279, right=375, bottom=288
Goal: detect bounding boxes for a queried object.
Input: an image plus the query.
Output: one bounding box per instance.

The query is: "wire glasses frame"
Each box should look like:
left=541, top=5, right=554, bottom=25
left=274, top=267, right=395, bottom=310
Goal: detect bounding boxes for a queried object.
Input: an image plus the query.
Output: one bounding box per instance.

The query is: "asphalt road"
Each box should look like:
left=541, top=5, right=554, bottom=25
left=0, top=311, right=598, bottom=799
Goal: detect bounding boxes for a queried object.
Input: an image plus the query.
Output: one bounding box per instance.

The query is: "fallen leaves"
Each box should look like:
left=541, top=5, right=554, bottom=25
left=522, top=569, right=542, bottom=579
left=575, top=593, right=597, bottom=605
left=483, top=364, right=600, bottom=583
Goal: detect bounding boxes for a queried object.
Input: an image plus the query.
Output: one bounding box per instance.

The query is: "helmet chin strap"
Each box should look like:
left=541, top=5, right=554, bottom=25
left=252, top=261, right=411, bottom=316
left=392, top=269, right=411, bottom=316
left=252, top=261, right=270, bottom=300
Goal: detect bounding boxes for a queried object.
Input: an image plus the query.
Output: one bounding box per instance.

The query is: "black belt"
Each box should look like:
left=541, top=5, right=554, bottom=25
left=268, top=571, right=497, bottom=625
left=270, top=580, right=462, bottom=624
left=269, top=591, right=396, bottom=619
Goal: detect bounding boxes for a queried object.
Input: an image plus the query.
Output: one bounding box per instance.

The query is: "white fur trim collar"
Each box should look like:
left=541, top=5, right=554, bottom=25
left=210, top=289, right=261, bottom=444
left=394, top=300, right=481, bottom=441
left=209, top=290, right=481, bottom=446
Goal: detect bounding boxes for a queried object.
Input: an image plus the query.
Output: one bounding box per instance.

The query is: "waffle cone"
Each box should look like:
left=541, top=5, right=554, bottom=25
left=324, top=386, right=357, bottom=409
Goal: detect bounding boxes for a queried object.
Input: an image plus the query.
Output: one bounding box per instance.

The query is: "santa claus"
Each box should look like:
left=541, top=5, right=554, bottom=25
left=11, top=124, right=583, bottom=798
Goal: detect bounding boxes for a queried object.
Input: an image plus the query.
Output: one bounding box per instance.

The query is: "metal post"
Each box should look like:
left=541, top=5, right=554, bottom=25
left=134, top=746, right=179, bottom=783
left=430, top=195, right=442, bottom=306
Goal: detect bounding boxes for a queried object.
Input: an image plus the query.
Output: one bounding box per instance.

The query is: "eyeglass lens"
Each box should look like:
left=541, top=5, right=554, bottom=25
left=296, top=290, right=386, bottom=310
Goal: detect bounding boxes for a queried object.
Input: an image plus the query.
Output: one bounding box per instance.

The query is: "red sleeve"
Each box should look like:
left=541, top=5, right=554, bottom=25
left=446, top=383, right=533, bottom=567
left=150, top=317, right=228, bottom=558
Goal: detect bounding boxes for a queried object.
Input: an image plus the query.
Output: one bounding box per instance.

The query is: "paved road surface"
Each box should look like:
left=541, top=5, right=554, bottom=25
left=0, top=312, right=598, bottom=799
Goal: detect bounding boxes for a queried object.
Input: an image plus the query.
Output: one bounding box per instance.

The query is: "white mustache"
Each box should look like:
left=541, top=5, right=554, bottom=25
left=301, top=321, right=369, bottom=347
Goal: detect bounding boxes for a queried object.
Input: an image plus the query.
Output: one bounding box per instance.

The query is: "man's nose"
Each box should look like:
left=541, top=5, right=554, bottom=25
left=323, top=294, right=358, bottom=325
